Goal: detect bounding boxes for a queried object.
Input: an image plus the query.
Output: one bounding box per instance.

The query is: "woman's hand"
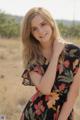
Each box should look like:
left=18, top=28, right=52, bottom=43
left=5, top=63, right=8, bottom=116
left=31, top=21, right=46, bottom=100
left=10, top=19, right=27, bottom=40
left=52, top=38, right=65, bottom=58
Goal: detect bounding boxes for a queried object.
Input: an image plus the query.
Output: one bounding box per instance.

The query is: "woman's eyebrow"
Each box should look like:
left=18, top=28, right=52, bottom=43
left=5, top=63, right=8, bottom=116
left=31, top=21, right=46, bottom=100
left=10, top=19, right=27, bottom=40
left=40, top=20, right=46, bottom=23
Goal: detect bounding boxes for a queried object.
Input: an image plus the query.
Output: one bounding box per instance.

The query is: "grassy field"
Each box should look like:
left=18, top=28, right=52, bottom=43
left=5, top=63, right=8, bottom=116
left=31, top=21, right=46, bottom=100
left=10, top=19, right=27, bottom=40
left=0, top=38, right=80, bottom=120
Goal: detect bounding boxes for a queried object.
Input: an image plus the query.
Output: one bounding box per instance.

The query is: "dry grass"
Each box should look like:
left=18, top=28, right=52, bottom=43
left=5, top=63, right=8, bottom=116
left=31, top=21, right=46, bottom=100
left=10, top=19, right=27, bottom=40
left=0, top=38, right=36, bottom=120
left=0, top=38, right=80, bottom=120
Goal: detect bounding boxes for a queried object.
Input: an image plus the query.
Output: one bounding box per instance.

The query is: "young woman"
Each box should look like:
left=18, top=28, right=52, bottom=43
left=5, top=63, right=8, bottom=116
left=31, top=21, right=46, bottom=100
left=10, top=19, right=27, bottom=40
left=20, top=7, right=80, bottom=120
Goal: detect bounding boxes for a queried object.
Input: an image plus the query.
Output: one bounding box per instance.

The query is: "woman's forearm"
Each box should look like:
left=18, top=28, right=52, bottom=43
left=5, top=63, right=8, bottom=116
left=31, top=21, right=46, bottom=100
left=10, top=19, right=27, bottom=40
left=37, top=54, right=59, bottom=94
left=58, top=92, right=78, bottom=120
left=58, top=71, right=80, bottom=120
left=36, top=41, right=65, bottom=95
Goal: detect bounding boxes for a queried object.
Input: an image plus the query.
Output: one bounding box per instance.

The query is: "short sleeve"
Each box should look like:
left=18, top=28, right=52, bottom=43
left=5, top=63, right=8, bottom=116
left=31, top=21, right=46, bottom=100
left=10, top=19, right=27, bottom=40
left=21, top=63, right=44, bottom=86
left=72, top=45, right=80, bottom=76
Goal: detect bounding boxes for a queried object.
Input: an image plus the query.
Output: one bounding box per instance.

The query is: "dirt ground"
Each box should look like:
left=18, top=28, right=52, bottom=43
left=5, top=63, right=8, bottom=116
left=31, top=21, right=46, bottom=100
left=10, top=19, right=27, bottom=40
left=0, top=38, right=80, bottom=120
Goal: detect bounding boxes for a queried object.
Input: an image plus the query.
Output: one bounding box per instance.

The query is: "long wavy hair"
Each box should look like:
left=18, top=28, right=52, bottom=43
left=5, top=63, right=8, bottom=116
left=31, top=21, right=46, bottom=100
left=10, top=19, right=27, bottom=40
left=21, top=7, right=61, bottom=68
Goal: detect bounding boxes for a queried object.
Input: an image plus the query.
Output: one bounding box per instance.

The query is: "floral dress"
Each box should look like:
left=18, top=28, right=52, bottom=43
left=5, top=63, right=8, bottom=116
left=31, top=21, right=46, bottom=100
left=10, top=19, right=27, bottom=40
left=20, top=43, right=80, bottom=120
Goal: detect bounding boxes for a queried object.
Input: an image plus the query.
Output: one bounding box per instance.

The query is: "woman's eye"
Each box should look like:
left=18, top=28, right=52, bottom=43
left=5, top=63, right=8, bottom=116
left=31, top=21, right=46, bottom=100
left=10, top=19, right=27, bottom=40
left=41, top=22, right=47, bottom=26
left=32, top=27, right=37, bottom=32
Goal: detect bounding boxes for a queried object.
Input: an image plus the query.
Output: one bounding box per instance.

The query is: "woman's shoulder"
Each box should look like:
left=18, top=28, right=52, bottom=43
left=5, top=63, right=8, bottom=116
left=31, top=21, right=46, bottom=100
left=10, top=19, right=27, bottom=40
left=23, top=59, right=46, bottom=77
left=63, top=42, right=80, bottom=76
left=64, top=42, right=80, bottom=58
left=22, top=61, right=45, bottom=86
left=65, top=41, right=80, bottom=49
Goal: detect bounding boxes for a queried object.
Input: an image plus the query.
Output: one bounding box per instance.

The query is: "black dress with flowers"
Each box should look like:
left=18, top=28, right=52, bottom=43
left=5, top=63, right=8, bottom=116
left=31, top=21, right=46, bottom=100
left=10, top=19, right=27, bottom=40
left=20, top=43, right=80, bottom=120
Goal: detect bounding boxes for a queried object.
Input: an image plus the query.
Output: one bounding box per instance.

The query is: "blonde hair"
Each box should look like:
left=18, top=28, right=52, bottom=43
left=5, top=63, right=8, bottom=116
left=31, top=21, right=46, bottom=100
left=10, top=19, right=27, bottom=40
left=21, top=7, right=61, bottom=68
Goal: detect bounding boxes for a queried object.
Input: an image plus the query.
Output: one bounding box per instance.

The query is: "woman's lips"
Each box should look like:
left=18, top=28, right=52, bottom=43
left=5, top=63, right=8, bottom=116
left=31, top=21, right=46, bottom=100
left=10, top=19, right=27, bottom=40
left=39, top=33, right=48, bottom=38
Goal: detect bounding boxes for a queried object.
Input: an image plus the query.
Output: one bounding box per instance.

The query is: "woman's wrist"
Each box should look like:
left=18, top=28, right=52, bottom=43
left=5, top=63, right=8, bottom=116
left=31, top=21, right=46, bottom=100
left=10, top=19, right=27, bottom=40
left=51, top=53, right=59, bottom=61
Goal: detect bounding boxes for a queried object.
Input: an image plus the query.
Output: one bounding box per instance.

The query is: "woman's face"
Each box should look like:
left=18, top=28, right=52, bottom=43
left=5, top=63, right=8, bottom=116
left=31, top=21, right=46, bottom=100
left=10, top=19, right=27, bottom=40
left=31, top=14, right=53, bottom=44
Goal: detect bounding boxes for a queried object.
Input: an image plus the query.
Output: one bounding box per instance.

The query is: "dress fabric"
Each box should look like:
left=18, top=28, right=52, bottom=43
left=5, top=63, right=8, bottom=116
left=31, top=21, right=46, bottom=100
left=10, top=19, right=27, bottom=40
left=20, top=43, right=80, bottom=120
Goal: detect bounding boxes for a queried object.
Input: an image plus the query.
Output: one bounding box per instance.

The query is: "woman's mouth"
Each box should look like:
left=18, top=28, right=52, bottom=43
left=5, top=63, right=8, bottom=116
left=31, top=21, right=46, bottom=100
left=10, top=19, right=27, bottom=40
left=39, top=33, right=48, bottom=39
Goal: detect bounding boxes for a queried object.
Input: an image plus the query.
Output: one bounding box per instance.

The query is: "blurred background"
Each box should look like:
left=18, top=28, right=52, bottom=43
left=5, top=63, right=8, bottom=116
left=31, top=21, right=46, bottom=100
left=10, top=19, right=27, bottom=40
left=0, top=0, right=80, bottom=120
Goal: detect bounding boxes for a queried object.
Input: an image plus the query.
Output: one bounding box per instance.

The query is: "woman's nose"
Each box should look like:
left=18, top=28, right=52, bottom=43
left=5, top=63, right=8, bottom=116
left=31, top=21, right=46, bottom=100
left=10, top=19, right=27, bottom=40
left=38, top=27, right=43, bottom=35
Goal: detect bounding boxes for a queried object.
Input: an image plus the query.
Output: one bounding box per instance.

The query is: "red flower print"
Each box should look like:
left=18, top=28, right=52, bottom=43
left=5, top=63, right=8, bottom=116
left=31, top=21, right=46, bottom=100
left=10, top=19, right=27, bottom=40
left=63, top=60, right=70, bottom=68
left=59, top=83, right=66, bottom=91
left=57, top=64, right=64, bottom=74
left=45, top=95, right=52, bottom=101
left=73, top=67, right=79, bottom=74
left=34, top=65, right=43, bottom=75
left=54, top=112, right=58, bottom=120
left=34, top=100, right=45, bottom=115
left=31, top=92, right=39, bottom=102
left=57, top=64, right=60, bottom=71
left=53, top=105, right=60, bottom=120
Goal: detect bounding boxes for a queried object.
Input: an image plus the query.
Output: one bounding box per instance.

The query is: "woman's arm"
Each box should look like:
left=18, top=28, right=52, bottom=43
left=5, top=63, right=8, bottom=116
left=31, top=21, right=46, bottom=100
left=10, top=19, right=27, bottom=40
left=58, top=68, right=80, bottom=120
left=30, top=41, right=65, bottom=95
left=30, top=53, right=59, bottom=94
left=36, top=53, right=59, bottom=94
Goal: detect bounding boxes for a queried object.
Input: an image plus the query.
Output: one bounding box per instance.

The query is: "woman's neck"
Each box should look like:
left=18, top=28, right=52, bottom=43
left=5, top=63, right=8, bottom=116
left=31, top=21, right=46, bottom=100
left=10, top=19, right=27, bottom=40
left=42, top=44, right=53, bottom=61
